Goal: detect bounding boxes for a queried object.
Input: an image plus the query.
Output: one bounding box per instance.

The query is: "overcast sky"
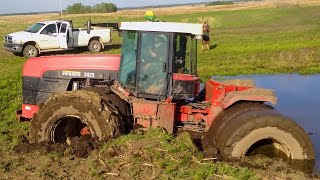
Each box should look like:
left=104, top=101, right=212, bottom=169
left=0, top=0, right=211, bottom=14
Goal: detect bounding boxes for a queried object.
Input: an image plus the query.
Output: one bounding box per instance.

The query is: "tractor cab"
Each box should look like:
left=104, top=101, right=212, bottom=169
left=118, top=22, right=203, bottom=101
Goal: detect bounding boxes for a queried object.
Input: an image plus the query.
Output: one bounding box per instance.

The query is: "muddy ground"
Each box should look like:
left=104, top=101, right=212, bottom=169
left=0, top=130, right=318, bottom=179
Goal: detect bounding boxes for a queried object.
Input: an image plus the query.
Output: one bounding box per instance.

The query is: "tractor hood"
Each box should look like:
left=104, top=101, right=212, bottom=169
left=23, top=54, right=121, bottom=78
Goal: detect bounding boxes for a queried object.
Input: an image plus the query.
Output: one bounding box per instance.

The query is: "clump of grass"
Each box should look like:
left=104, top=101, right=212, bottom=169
left=95, top=128, right=257, bottom=179
left=88, top=159, right=100, bottom=177
left=47, top=152, right=62, bottom=161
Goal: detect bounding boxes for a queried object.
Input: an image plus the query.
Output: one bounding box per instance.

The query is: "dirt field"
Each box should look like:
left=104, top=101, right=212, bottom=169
left=2, top=130, right=318, bottom=179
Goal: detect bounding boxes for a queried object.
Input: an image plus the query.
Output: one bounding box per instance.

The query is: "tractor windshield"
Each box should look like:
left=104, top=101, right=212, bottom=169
left=173, top=34, right=197, bottom=75
left=119, top=31, right=169, bottom=96
left=119, top=31, right=138, bottom=91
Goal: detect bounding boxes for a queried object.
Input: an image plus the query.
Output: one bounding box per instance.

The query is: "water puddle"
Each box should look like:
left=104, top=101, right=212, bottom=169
left=213, top=74, right=320, bottom=173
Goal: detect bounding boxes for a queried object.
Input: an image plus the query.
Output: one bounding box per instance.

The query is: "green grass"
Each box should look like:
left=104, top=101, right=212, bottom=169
left=95, top=128, right=257, bottom=179
left=0, top=4, right=320, bottom=178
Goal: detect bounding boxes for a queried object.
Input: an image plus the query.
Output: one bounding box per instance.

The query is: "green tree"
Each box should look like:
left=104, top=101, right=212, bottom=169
left=66, top=2, right=117, bottom=14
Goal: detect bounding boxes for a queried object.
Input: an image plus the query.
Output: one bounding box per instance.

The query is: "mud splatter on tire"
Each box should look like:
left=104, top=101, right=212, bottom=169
left=29, top=90, right=123, bottom=144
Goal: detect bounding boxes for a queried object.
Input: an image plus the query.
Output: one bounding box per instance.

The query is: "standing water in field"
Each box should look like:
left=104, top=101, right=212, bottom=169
left=213, top=74, right=320, bottom=173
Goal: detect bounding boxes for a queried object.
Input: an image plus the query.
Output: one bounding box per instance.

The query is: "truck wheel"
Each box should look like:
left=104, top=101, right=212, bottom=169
left=29, top=90, right=123, bottom=144
left=215, top=108, right=314, bottom=160
left=23, top=45, right=38, bottom=58
left=88, top=39, right=102, bottom=52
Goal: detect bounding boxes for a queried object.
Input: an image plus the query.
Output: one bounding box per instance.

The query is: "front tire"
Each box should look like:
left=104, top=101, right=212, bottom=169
left=214, top=108, right=314, bottom=160
left=88, top=39, right=102, bottom=52
left=29, top=90, right=123, bottom=144
left=23, top=45, right=38, bottom=58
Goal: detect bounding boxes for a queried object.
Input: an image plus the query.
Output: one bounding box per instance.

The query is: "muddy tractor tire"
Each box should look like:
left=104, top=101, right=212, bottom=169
left=88, top=39, right=102, bottom=52
left=207, top=102, right=275, bottom=146
left=23, top=45, right=38, bottom=58
left=210, top=105, right=314, bottom=160
left=29, top=90, right=123, bottom=144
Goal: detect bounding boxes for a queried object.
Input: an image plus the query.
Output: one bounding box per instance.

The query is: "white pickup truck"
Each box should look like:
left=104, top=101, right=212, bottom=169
left=4, top=20, right=116, bottom=58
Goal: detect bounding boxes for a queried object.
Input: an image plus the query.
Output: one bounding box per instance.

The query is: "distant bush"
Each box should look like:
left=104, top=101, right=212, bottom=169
left=205, top=1, right=234, bottom=6
left=66, top=3, right=117, bottom=14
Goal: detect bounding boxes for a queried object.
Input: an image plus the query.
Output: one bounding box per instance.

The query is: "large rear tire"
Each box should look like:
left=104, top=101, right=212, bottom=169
left=29, top=90, right=123, bottom=144
left=207, top=102, right=274, bottom=147
left=211, top=106, right=314, bottom=160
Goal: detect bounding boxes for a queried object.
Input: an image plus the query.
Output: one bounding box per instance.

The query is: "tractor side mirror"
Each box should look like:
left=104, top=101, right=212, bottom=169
left=87, top=19, right=91, bottom=34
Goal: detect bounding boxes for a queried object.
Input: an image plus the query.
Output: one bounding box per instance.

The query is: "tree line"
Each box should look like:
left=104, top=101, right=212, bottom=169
left=66, top=3, right=117, bottom=14
left=205, top=1, right=234, bottom=6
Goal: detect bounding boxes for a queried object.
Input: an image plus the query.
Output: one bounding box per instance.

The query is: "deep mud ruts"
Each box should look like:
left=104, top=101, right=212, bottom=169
left=14, top=135, right=101, bottom=158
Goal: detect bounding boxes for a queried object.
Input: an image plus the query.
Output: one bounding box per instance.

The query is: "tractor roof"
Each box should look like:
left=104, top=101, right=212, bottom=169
left=120, top=22, right=203, bottom=36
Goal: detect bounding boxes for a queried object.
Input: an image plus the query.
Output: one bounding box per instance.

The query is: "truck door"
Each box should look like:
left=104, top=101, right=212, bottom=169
left=38, top=23, right=60, bottom=49
left=59, top=23, right=69, bottom=49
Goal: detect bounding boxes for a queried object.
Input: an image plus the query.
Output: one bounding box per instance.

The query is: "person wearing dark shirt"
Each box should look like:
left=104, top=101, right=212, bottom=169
left=202, top=21, right=210, bottom=51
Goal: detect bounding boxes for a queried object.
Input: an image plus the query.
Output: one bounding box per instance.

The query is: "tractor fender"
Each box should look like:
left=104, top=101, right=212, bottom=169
left=220, top=88, right=277, bottom=109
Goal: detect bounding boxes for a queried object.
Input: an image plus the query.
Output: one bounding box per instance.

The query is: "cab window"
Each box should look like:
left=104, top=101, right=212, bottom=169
left=41, top=24, right=57, bottom=34
left=119, top=31, right=138, bottom=91
left=138, top=32, right=169, bottom=94
left=173, top=33, right=197, bottom=75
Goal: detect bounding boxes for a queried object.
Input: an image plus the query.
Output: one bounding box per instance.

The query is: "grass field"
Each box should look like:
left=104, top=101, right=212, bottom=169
left=0, top=3, right=320, bottom=179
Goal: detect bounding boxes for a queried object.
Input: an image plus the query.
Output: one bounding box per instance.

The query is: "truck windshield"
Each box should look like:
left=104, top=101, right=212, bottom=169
left=25, top=23, right=45, bottom=33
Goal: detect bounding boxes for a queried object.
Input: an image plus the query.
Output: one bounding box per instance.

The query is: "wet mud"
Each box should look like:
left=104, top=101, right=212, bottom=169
left=14, top=135, right=101, bottom=158
left=9, top=129, right=319, bottom=179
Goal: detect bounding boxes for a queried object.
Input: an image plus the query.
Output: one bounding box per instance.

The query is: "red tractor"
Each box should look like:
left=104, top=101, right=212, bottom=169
left=17, top=22, right=314, bottom=161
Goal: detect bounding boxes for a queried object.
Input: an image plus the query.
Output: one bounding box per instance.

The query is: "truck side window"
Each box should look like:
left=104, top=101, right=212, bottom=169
left=57, top=23, right=61, bottom=33
left=60, top=24, right=67, bottom=33
left=41, top=24, right=57, bottom=34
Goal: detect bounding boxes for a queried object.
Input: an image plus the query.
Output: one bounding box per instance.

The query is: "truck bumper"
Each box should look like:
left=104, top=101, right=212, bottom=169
left=3, top=43, right=23, bottom=53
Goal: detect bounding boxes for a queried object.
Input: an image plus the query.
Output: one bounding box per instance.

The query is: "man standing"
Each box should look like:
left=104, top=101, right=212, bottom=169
left=202, top=21, right=210, bottom=51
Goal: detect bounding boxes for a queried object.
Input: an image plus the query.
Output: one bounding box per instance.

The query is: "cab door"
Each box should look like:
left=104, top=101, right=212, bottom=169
left=138, top=32, right=169, bottom=97
left=38, top=23, right=59, bottom=49
left=59, top=23, right=69, bottom=49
